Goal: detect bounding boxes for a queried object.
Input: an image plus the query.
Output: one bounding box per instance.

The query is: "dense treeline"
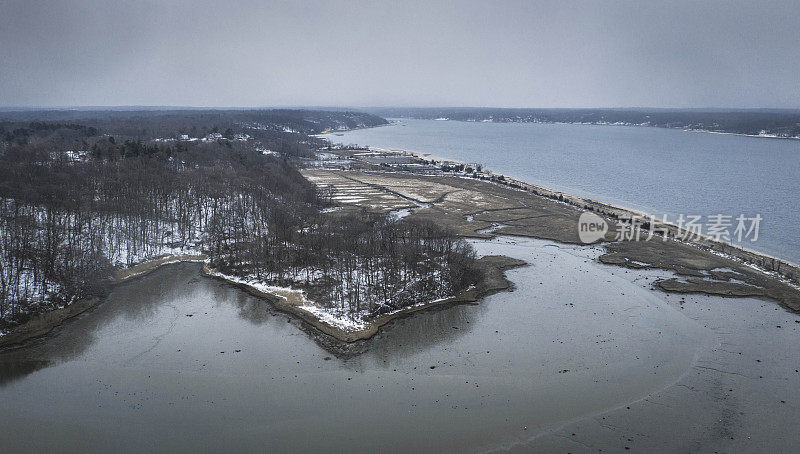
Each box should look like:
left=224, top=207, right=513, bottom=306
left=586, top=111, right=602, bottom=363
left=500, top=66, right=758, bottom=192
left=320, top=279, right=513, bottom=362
left=1, top=121, right=98, bottom=145
left=0, top=121, right=100, bottom=148
left=365, top=107, right=800, bottom=138
left=1, top=109, right=388, bottom=158
left=0, top=138, right=314, bottom=326
left=0, top=110, right=476, bottom=330
left=0, top=108, right=388, bottom=140
left=209, top=212, right=477, bottom=316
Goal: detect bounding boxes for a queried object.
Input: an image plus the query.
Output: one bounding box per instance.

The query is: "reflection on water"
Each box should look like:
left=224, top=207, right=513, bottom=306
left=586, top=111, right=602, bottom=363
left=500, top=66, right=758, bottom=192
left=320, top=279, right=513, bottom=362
left=0, top=242, right=714, bottom=453
left=0, top=360, right=51, bottom=386
left=0, top=264, right=209, bottom=386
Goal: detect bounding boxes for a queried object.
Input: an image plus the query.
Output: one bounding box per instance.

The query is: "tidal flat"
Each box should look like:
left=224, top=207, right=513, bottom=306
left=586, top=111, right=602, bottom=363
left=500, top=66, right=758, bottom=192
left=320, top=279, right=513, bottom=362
left=2, top=165, right=800, bottom=452
left=2, top=234, right=798, bottom=452
left=303, top=168, right=800, bottom=311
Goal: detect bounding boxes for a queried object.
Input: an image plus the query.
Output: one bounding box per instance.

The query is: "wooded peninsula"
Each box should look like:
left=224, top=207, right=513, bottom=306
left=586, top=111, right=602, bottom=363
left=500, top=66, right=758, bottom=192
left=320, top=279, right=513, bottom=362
left=0, top=110, right=480, bottom=337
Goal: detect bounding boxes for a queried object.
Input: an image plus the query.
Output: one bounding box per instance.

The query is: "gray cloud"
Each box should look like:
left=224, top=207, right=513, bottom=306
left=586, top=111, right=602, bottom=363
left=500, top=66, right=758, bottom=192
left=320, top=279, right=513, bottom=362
left=1, top=0, right=798, bottom=108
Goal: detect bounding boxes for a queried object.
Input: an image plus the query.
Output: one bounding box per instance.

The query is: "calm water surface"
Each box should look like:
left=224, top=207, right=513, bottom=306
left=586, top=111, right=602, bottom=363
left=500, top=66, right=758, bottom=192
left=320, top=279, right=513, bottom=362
left=0, top=238, right=714, bottom=453
left=326, top=120, right=800, bottom=263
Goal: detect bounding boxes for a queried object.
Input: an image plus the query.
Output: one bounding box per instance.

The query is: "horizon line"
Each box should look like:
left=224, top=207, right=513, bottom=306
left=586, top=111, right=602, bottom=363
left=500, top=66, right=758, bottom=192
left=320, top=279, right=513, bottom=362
left=2, top=105, right=800, bottom=112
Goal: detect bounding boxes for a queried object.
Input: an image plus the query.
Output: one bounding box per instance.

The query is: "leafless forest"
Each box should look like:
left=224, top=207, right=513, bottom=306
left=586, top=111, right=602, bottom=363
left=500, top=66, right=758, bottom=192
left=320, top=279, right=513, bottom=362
left=0, top=110, right=479, bottom=330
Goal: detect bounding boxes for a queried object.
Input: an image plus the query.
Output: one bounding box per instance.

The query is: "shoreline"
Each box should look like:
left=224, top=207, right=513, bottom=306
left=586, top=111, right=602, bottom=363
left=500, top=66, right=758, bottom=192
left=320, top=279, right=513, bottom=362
left=313, top=119, right=398, bottom=137
left=354, top=144, right=800, bottom=285
left=301, top=164, right=800, bottom=310
left=682, top=127, right=800, bottom=141
left=0, top=253, right=207, bottom=350
left=318, top=121, right=800, bottom=274
left=202, top=255, right=526, bottom=343
left=0, top=250, right=526, bottom=350
left=337, top=118, right=800, bottom=141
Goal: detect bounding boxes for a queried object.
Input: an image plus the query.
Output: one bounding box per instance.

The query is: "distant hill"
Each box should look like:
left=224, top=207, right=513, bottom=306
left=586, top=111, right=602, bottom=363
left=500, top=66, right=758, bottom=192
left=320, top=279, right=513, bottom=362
left=361, top=107, right=800, bottom=138
left=0, top=108, right=389, bottom=137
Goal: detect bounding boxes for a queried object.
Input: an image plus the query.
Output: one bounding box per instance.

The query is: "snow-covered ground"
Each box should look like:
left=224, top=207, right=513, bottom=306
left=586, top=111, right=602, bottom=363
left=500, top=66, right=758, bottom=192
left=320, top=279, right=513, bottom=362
left=204, top=268, right=368, bottom=331
left=205, top=267, right=460, bottom=333
left=0, top=200, right=205, bottom=326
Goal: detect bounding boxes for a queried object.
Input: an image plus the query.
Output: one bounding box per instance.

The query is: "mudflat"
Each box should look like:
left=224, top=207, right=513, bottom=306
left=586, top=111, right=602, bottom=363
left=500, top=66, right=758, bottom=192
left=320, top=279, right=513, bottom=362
left=303, top=168, right=800, bottom=311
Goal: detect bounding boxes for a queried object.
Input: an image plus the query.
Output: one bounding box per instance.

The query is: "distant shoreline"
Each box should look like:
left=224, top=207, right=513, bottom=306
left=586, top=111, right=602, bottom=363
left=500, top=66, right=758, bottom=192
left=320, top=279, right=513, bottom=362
left=681, top=128, right=800, bottom=141
left=323, top=117, right=800, bottom=141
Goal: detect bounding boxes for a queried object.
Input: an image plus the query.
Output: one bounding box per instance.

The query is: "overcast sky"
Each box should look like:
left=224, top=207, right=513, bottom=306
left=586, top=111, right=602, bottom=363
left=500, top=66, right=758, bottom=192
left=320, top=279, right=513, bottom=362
left=1, top=0, right=799, bottom=108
